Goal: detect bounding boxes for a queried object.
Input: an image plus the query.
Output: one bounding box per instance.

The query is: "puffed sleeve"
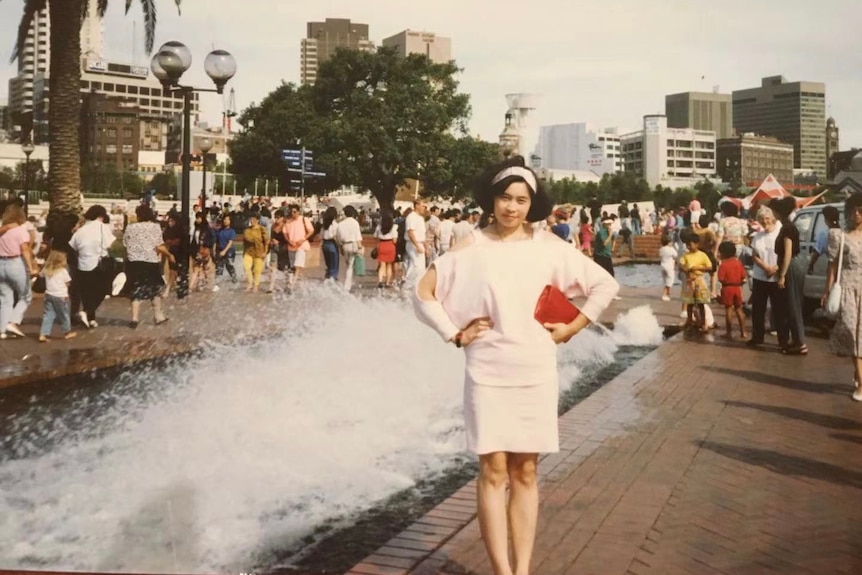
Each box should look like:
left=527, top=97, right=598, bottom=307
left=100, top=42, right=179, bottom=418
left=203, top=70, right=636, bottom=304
left=827, top=229, right=844, bottom=263
left=431, top=250, right=457, bottom=303
left=553, top=242, right=620, bottom=323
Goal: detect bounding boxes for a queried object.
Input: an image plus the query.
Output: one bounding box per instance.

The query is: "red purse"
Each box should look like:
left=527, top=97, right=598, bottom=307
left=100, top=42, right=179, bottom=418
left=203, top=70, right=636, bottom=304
left=534, top=284, right=580, bottom=325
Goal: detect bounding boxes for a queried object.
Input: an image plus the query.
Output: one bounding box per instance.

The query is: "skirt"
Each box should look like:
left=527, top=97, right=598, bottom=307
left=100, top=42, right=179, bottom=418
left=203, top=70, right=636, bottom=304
left=125, top=260, right=165, bottom=301
left=463, top=378, right=559, bottom=455
left=377, top=240, right=396, bottom=263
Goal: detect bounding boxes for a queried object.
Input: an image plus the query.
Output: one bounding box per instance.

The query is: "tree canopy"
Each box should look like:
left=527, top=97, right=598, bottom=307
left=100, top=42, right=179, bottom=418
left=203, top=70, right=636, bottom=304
left=229, top=47, right=489, bottom=208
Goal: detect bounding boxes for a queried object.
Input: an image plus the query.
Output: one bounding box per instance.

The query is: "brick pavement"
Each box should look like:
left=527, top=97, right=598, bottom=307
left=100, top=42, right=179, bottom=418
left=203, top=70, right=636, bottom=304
left=347, top=333, right=862, bottom=575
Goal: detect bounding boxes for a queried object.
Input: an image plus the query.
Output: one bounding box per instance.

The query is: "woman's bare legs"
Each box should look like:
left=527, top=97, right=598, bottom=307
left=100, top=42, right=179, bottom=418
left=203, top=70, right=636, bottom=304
left=508, top=453, right=539, bottom=575
left=478, top=452, right=513, bottom=575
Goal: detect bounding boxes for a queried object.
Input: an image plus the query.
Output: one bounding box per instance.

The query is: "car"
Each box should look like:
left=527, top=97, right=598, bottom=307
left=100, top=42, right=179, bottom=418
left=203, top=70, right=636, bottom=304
left=792, top=202, right=845, bottom=314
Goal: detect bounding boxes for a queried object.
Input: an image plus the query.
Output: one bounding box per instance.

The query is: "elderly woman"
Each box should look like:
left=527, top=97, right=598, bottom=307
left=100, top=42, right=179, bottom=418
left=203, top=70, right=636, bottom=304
left=824, top=193, right=862, bottom=401
left=0, top=203, right=38, bottom=338
left=68, top=204, right=115, bottom=328
left=747, top=206, right=784, bottom=348
left=413, top=156, right=619, bottom=575
left=124, top=204, right=172, bottom=328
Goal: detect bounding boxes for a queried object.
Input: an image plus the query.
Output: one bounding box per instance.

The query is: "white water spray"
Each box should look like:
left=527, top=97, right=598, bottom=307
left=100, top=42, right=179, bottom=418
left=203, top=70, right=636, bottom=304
left=0, top=289, right=662, bottom=573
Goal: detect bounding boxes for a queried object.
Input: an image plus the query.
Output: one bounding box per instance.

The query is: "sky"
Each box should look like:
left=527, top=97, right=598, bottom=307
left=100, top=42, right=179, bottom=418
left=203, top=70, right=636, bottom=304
left=1, top=0, right=861, bottom=148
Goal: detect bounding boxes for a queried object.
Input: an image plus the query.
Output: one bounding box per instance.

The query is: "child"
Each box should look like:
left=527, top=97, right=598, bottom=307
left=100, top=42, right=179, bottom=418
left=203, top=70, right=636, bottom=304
left=658, top=234, right=677, bottom=302
left=38, top=251, right=77, bottom=342
left=679, top=230, right=712, bottom=332
left=717, top=240, right=748, bottom=340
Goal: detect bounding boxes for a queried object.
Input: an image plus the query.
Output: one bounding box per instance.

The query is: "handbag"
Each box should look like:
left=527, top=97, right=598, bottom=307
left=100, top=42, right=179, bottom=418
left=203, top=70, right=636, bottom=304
left=353, top=252, right=366, bottom=276
left=824, top=232, right=844, bottom=319
left=370, top=247, right=379, bottom=260
left=32, top=275, right=46, bottom=294
left=534, top=284, right=580, bottom=326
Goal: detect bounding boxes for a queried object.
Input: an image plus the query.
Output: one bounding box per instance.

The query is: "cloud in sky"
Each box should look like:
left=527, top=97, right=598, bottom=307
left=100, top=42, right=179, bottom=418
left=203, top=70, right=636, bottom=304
left=1, top=0, right=861, bottom=147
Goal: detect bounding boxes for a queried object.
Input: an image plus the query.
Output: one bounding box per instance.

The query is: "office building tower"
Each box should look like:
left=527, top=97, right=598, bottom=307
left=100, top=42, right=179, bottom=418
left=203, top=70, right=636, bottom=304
left=665, top=91, right=733, bottom=140
left=620, top=115, right=717, bottom=189
left=716, top=134, right=794, bottom=186
left=300, top=18, right=375, bottom=85
left=381, top=30, right=452, bottom=63
left=732, top=75, right=827, bottom=177
left=536, top=123, right=621, bottom=175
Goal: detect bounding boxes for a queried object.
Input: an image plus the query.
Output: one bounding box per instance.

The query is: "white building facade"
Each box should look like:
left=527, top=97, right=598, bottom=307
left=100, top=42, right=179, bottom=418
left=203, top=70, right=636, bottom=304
left=536, top=122, right=621, bottom=176
left=381, top=30, right=452, bottom=63
left=621, top=115, right=717, bottom=189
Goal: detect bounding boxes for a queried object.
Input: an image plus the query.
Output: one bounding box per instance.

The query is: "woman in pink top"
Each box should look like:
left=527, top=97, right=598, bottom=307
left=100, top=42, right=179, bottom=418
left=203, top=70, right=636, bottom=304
left=0, top=203, right=38, bottom=339
left=414, top=156, right=619, bottom=575
left=283, top=204, right=314, bottom=286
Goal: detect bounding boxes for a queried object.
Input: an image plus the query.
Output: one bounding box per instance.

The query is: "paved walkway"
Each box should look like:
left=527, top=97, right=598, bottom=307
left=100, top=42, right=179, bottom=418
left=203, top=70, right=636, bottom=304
left=347, top=332, right=862, bottom=575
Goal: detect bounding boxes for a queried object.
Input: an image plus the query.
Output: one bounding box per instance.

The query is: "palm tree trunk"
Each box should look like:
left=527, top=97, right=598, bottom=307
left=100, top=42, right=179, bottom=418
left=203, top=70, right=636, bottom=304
left=45, top=0, right=84, bottom=243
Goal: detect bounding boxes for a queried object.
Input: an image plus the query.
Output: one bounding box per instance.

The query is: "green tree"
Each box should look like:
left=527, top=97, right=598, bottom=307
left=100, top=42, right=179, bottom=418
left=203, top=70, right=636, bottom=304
left=311, top=48, right=471, bottom=208
left=423, top=135, right=501, bottom=200
left=8, top=0, right=181, bottom=239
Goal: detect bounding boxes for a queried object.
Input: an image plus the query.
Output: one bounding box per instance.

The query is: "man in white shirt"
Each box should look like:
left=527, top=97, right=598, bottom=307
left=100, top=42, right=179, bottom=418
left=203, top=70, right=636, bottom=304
left=438, top=210, right=456, bottom=255
left=451, top=210, right=478, bottom=247
left=425, top=206, right=441, bottom=266
left=404, top=199, right=428, bottom=286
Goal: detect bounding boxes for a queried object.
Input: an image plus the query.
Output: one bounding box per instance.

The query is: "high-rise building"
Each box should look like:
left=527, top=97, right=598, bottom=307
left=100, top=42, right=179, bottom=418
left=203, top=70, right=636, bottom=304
left=300, top=18, right=375, bottom=85
left=732, top=75, right=827, bottom=178
left=536, top=123, right=621, bottom=175
left=7, top=0, right=103, bottom=118
left=665, top=91, right=733, bottom=140
left=620, top=115, right=717, bottom=189
left=716, top=134, right=794, bottom=186
left=80, top=92, right=141, bottom=173
left=381, top=30, right=451, bottom=63
left=7, top=6, right=50, bottom=119
left=33, top=59, right=199, bottom=147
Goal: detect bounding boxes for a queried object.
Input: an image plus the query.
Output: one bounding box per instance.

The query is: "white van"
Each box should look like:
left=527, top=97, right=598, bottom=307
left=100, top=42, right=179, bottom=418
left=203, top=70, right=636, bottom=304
left=792, top=202, right=844, bottom=312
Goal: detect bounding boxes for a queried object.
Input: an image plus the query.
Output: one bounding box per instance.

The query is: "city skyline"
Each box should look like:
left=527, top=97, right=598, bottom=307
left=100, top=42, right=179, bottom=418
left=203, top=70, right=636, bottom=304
left=1, top=0, right=860, bottom=150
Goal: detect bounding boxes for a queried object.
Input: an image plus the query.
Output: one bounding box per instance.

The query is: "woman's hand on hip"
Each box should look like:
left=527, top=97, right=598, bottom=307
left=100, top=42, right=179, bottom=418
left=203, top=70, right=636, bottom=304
left=460, top=317, right=493, bottom=346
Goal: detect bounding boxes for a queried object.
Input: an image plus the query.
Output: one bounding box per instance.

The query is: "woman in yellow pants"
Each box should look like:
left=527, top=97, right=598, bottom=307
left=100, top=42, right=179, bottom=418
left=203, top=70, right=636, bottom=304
left=242, top=212, right=269, bottom=292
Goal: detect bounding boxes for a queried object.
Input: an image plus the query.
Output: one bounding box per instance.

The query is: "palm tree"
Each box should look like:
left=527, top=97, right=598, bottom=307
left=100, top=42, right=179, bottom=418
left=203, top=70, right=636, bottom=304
left=7, top=0, right=181, bottom=240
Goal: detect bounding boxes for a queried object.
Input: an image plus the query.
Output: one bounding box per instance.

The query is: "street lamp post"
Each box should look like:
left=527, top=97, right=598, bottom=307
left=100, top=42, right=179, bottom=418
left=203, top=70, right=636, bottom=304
left=21, top=141, right=35, bottom=217
left=199, top=136, right=213, bottom=211
left=150, top=42, right=236, bottom=299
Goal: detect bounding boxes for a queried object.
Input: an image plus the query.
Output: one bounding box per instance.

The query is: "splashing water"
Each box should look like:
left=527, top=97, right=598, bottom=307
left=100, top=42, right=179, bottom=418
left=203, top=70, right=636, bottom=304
left=0, top=287, right=662, bottom=573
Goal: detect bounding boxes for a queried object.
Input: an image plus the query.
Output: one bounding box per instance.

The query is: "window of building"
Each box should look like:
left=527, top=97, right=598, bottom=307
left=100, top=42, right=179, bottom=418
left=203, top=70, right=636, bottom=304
left=107, top=128, right=117, bottom=138
left=116, top=85, right=127, bottom=93
left=103, top=83, right=115, bottom=91
left=128, top=86, right=138, bottom=94
left=106, top=144, right=117, bottom=154
left=122, top=144, right=133, bottom=154
left=151, top=88, right=161, bottom=97
left=123, top=128, right=133, bottom=138
left=81, top=80, right=90, bottom=89
left=175, top=101, right=183, bottom=109
left=140, top=87, right=150, bottom=95
left=123, top=116, right=133, bottom=124
left=141, top=99, right=150, bottom=106
left=92, top=82, right=102, bottom=90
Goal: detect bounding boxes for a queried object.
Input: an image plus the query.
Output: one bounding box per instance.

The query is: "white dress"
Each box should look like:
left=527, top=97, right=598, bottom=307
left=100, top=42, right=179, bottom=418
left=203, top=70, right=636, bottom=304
left=428, top=229, right=619, bottom=454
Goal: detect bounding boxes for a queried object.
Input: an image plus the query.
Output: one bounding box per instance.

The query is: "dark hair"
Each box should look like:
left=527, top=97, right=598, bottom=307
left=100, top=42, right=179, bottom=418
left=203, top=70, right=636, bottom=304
left=344, top=205, right=358, bottom=219
left=136, top=204, right=156, bottom=222
left=770, top=196, right=796, bottom=222
left=698, top=213, right=710, bottom=228
left=473, top=155, right=552, bottom=223
left=720, top=202, right=739, bottom=217
left=718, top=241, right=737, bottom=259
left=822, top=205, right=840, bottom=228
left=661, top=234, right=672, bottom=246
left=680, top=229, right=699, bottom=245
left=380, top=210, right=395, bottom=235
left=84, top=205, right=108, bottom=222
left=845, top=193, right=862, bottom=231
left=323, top=206, right=338, bottom=229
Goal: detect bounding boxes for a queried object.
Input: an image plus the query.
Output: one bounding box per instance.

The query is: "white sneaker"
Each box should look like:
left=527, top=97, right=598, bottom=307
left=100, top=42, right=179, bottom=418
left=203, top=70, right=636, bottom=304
left=6, top=323, right=25, bottom=338
left=212, top=285, right=220, bottom=292
left=680, top=311, right=688, bottom=318
left=661, top=295, right=671, bottom=302
left=853, top=381, right=862, bottom=402
left=89, top=320, right=98, bottom=328
left=78, top=311, right=88, bottom=325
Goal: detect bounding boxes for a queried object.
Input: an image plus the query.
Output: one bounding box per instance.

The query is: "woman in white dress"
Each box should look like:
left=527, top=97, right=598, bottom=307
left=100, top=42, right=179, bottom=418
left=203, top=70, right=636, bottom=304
left=414, top=156, right=619, bottom=575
